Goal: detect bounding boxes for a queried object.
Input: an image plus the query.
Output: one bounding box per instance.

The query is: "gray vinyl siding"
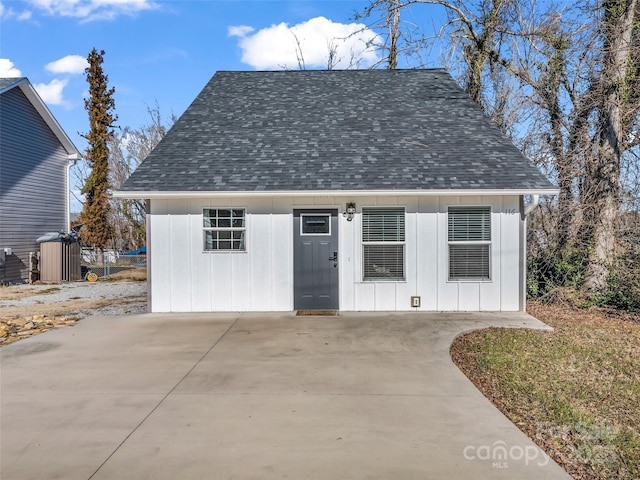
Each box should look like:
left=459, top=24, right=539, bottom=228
left=0, top=86, right=68, bottom=283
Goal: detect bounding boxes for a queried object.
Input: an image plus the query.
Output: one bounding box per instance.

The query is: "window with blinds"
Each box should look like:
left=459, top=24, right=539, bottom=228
left=448, top=206, right=491, bottom=281
left=362, top=207, right=405, bottom=281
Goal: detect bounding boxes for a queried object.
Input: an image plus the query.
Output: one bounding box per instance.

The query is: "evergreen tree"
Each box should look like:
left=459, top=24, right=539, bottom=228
left=80, top=48, right=116, bottom=254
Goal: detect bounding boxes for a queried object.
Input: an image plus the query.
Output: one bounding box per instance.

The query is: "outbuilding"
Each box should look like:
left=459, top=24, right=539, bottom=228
left=116, top=69, right=557, bottom=312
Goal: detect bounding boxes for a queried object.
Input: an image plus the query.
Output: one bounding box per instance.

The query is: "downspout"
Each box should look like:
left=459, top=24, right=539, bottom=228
left=66, top=158, right=72, bottom=232
left=66, top=153, right=80, bottom=232
left=524, top=194, right=540, bottom=217
left=145, top=199, right=152, bottom=313
left=519, top=194, right=540, bottom=311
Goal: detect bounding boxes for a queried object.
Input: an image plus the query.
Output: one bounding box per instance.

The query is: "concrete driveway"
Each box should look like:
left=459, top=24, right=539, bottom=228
left=1, top=312, right=572, bottom=480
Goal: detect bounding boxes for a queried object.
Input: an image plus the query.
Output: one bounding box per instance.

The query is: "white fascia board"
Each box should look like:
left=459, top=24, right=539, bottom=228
left=113, top=188, right=560, bottom=199
left=17, top=81, right=81, bottom=159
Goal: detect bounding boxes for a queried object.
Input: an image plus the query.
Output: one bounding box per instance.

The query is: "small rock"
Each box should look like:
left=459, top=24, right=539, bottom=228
left=24, top=322, right=35, bottom=330
left=32, top=315, right=45, bottom=322
left=17, top=330, right=36, bottom=336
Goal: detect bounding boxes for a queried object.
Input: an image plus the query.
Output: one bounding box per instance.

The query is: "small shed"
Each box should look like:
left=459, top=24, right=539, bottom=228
left=39, top=240, right=81, bottom=283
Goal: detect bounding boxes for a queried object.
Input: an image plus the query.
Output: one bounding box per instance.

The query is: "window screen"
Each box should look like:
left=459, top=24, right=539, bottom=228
left=362, top=207, right=405, bottom=281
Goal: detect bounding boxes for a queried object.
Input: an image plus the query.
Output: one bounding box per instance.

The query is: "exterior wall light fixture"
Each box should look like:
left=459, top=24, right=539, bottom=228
left=344, top=202, right=356, bottom=221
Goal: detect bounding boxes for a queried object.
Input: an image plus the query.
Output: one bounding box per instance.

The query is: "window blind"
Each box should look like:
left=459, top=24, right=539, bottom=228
left=448, top=206, right=490, bottom=241
left=363, top=245, right=404, bottom=280
left=362, top=207, right=405, bottom=281
left=362, top=207, right=405, bottom=242
left=449, top=244, right=490, bottom=280
left=448, top=206, right=491, bottom=281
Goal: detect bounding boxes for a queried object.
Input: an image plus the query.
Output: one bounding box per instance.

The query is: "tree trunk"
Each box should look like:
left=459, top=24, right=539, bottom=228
left=541, top=38, right=572, bottom=254
left=583, top=0, right=637, bottom=291
left=387, top=0, right=400, bottom=69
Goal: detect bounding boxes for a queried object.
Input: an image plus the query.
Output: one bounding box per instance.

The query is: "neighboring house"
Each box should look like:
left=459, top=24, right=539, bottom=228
left=116, top=69, right=558, bottom=312
left=0, top=77, right=80, bottom=283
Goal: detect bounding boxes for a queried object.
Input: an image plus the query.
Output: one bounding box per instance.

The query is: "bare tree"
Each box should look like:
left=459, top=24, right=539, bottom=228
left=387, top=0, right=401, bottom=68
left=357, top=0, right=432, bottom=69
left=108, top=104, right=175, bottom=251
left=360, top=0, right=640, bottom=306
left=582, top=0, right=639, bottom=291
left=286, top=30, right=366, bottom=71
left=291, top=31, right=307, bottom=70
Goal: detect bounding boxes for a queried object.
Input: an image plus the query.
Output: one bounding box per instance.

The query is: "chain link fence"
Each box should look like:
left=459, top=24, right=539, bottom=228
left=81, top=250, right=146, bottom=280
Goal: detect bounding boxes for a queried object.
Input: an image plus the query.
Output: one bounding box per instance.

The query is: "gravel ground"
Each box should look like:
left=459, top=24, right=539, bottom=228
left=0, top=281, right=147, bottom=317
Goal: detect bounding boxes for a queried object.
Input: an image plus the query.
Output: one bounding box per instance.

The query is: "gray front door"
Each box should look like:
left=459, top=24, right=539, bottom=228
left=293, top=209, right=339, bottom=310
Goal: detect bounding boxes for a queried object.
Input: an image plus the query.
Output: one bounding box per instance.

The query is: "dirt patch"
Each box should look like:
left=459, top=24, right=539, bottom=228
left=0, top=286, right=61, bottom=301
left=0, top=281, right=146, bottom=346
left=107, top=267, right=147, bottom=282
left=0, top=298, right=140, bottom=321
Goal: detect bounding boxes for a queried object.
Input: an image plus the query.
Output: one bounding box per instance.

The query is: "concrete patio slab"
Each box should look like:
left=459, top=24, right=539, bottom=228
left=1, top=312, right=571, bottom=479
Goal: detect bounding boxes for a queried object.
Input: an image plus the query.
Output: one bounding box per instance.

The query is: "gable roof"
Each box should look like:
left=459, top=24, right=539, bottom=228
left=117, top=69, right=557, bottom=198
left=0, top=77, right=80, bottom=160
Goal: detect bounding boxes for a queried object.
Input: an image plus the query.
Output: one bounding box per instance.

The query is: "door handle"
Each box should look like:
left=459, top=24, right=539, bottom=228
left=328, top=251, right=337, bottom=261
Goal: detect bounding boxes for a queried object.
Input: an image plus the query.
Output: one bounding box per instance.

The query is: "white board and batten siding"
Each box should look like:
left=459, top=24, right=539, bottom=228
left=148, top=195, right=523, bottom=312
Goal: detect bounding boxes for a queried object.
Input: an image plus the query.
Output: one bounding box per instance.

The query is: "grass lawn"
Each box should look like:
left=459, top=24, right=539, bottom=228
left=451, top=301, right=640, bottom=480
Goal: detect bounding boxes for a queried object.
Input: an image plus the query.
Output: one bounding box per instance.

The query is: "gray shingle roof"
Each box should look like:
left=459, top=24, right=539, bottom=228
left=0, top=77, right=26, bottom=93
left=120, top=69, right=556, bottom=194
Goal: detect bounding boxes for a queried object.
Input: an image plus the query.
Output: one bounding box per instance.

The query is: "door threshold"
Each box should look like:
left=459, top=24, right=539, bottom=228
left=296, top=310, right=339, bottom=316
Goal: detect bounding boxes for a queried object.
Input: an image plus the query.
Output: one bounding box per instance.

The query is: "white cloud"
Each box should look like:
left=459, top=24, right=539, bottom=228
left=229, top=16, right=382, bottom=70
left=228, top=25, right=254, bottom=37
left=0, top=58, right=23, bottom=77
left=0, top=2, right=32, bottom=21
left=33, top=78, right=69, bottom=105
left=17, top=10, right=33, bottom=20
left=46, top=55, right=88, bottom=74
left=25, top=0, right=158, bottom=21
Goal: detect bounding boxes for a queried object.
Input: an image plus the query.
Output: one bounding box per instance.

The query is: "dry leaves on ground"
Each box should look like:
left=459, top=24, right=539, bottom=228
left=451, top=302, right=640, bottom=480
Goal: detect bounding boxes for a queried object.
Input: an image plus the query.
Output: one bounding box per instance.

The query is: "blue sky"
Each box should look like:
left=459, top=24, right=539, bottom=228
left=1, top=0, right=441, bottom=209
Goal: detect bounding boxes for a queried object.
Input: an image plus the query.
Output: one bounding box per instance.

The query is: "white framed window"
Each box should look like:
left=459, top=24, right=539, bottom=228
left=448, top=206, right=491, bottom=281
left=362, top=207, right=405, bottom=281
left=203, top=208, right=246, bottom=251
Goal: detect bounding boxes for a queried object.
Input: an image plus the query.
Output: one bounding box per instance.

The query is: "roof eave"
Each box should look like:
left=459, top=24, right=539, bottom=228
left=113, top=188, right=560, bottom=199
